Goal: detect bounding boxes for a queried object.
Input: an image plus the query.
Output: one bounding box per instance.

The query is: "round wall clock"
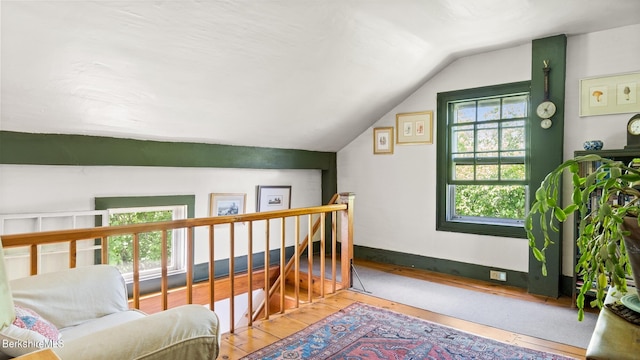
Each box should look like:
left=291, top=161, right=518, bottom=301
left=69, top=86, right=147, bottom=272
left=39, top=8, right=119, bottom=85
left=540, top=118, right=552, bottom=129
left=626, top=114, right=640, bottom=148
left=536, top=101, right=556, bottom=119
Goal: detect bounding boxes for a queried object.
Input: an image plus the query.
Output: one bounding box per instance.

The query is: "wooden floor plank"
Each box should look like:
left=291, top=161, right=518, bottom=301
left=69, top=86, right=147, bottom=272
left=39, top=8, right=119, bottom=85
left=218, top=289, right=586, bottom=360
left=141, top=259, right=587, bottom=360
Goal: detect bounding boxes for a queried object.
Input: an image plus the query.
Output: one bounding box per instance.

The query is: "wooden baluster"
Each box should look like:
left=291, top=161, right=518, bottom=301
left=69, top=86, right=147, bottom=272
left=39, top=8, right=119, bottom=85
left=30, top=244, right=38, bottom=275
left=264, top=220, right=270, bottom=320
left=294, top=216, right=300, bottom=308
left=101, top=237, right=109, bottom=264
left=331, top=211, right=337, bottom=293
left=161, top=230, right=168, bottom=311
left=307, top=215, right=313, bottom=303
left=132, top=233, right=140, bottom=309
left=209, top=225, right=215, bottom=312
left=69, top=240, right=77, bottom=269
left=247, top=221, right=253, bottom=326
left=279, top=217, right=285, bottom=313
left=229, top=223, right=235, bottom=333
left=187, top=227, right=194, bottom=304
left=320, top=212, right=325, bottom=298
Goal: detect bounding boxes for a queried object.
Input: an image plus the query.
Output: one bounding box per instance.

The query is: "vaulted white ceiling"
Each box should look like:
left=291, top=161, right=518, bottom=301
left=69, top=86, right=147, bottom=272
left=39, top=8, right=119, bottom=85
left=2, top=1, right=640, bottom=152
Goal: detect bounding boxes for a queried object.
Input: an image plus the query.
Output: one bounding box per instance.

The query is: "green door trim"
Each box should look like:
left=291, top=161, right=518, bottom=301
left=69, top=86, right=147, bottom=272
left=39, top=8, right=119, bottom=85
left=527, top=35, right=567, bottom=297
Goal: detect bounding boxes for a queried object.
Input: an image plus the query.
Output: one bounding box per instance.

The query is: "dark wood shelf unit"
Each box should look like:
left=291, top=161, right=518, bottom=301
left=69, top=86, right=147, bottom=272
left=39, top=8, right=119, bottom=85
left=572, top=148, right=640, bottom=303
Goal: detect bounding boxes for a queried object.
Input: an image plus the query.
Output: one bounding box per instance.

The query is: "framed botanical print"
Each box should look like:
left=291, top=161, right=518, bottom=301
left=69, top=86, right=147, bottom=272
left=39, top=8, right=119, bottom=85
left=373, top=127, right=394, bottom=154
left=396, top=110, right=433, bottom=144
left=580, top=72, right=640, bottom=116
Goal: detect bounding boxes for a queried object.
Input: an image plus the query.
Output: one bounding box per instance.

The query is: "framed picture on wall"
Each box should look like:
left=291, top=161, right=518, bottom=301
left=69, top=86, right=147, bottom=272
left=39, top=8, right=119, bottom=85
left=257, top=185, right=291, bottom=212
left=396, top=110, right=433, bottom=144
left=579, top=71, right=640, bottom=116
left=373, top=127, right=394, bottom=154
left=209, top=193, right=246, bottom=217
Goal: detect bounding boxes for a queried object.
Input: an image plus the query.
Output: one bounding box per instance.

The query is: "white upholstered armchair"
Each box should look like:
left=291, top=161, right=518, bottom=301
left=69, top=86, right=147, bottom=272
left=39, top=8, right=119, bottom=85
left=0, top=240, right=220, bottom=360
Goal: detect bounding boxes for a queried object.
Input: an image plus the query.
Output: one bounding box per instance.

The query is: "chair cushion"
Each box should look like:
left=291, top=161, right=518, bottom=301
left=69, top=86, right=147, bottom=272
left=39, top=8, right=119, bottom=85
left=10, top=265, right=129, bottom=329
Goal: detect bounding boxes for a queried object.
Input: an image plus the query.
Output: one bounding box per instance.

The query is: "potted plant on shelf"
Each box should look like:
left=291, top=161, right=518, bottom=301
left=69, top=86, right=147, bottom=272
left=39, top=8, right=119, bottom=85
left=526, top=154, right=640, bottom=321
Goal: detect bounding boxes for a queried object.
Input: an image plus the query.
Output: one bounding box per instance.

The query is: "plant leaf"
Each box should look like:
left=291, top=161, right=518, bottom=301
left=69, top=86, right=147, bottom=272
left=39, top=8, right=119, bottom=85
left=563, top=204, right=578, bottom=214
left=554, top=206, right=567, bottom=222
left=535, top=187, right=546, bottom=202
left=532, top=247, right=545, bottom=262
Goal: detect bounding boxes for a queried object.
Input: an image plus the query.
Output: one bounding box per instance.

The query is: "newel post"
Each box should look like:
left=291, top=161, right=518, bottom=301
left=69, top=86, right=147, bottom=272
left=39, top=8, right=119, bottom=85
left=338, top=192, right=355, bottom=289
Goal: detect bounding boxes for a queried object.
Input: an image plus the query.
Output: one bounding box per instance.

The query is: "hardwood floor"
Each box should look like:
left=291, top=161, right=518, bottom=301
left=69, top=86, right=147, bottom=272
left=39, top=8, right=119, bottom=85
left=216, top=259, right=588, bottom=360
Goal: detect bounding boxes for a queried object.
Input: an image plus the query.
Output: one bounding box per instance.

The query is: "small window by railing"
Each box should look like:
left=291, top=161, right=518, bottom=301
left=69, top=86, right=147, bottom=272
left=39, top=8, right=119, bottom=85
left=107, top=205, right=187, bottom=282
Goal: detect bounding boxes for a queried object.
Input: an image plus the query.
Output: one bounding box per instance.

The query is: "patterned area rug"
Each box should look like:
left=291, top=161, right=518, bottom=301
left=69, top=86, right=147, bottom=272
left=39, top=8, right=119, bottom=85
left=241, top=302, right=575, bottom=360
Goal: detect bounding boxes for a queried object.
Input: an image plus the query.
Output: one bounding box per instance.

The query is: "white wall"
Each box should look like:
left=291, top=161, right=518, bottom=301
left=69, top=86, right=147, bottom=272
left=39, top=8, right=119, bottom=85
left=561, top=23, right=640, bottom=274
left=338, top=43, right=532, bottom=272
left=338, top=23, right=640, bottom=276
left=0, top=164, right=322, bottom=275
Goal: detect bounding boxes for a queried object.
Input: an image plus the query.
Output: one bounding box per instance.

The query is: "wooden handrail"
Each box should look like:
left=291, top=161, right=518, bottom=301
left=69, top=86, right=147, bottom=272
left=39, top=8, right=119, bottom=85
left=0, top=204, right=347, bottom=247
left=1, top=193, right=355, bottom=334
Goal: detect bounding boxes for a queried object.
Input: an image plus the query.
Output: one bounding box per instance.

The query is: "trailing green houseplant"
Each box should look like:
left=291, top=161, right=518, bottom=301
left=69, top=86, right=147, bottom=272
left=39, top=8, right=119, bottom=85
left=526, top=154, right=640, bottom=321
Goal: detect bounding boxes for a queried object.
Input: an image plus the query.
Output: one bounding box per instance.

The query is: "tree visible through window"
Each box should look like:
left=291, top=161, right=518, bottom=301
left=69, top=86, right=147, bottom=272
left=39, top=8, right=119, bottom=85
left=107, top=205, right=186, bottom=281
left=437, top=82, right=530, bottom=237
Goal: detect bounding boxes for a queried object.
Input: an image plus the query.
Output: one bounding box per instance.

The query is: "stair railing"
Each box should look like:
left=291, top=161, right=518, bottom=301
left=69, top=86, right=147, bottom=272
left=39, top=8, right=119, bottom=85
left=250, top=193, right=340, bottom=323
left=0, top=193, right=354, bottom=333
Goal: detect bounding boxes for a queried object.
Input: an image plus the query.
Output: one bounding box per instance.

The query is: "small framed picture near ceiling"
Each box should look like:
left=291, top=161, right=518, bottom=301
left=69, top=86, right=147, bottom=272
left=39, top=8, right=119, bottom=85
left=396, top=110, right=433, bottom=145
left=580, top=71, right=640, bottom=116
left=257, top=185, right=291, bottom=212
left=210, top=193, right=246, bottom=217
left=373, top=127, right=394, bottom=154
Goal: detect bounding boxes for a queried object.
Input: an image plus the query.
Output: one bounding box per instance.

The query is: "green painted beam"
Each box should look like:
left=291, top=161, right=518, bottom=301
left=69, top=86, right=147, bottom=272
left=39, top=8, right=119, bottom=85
left=0, top=131, right=334, bottom=169
left=527, top=35, right=567, bottom=298
left=0, top=130, right=338, bottom=205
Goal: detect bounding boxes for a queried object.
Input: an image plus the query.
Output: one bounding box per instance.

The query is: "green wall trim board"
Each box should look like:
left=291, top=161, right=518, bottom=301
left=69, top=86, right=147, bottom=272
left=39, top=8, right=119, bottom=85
left=354, top=245, right=529, bottom=289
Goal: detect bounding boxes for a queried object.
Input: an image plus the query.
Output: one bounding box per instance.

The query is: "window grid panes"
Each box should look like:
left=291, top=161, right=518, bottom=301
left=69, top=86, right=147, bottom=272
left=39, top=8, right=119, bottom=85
left=450, top=94, right=528, bottom=185
left=448, top=92, right=529, bottom=225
